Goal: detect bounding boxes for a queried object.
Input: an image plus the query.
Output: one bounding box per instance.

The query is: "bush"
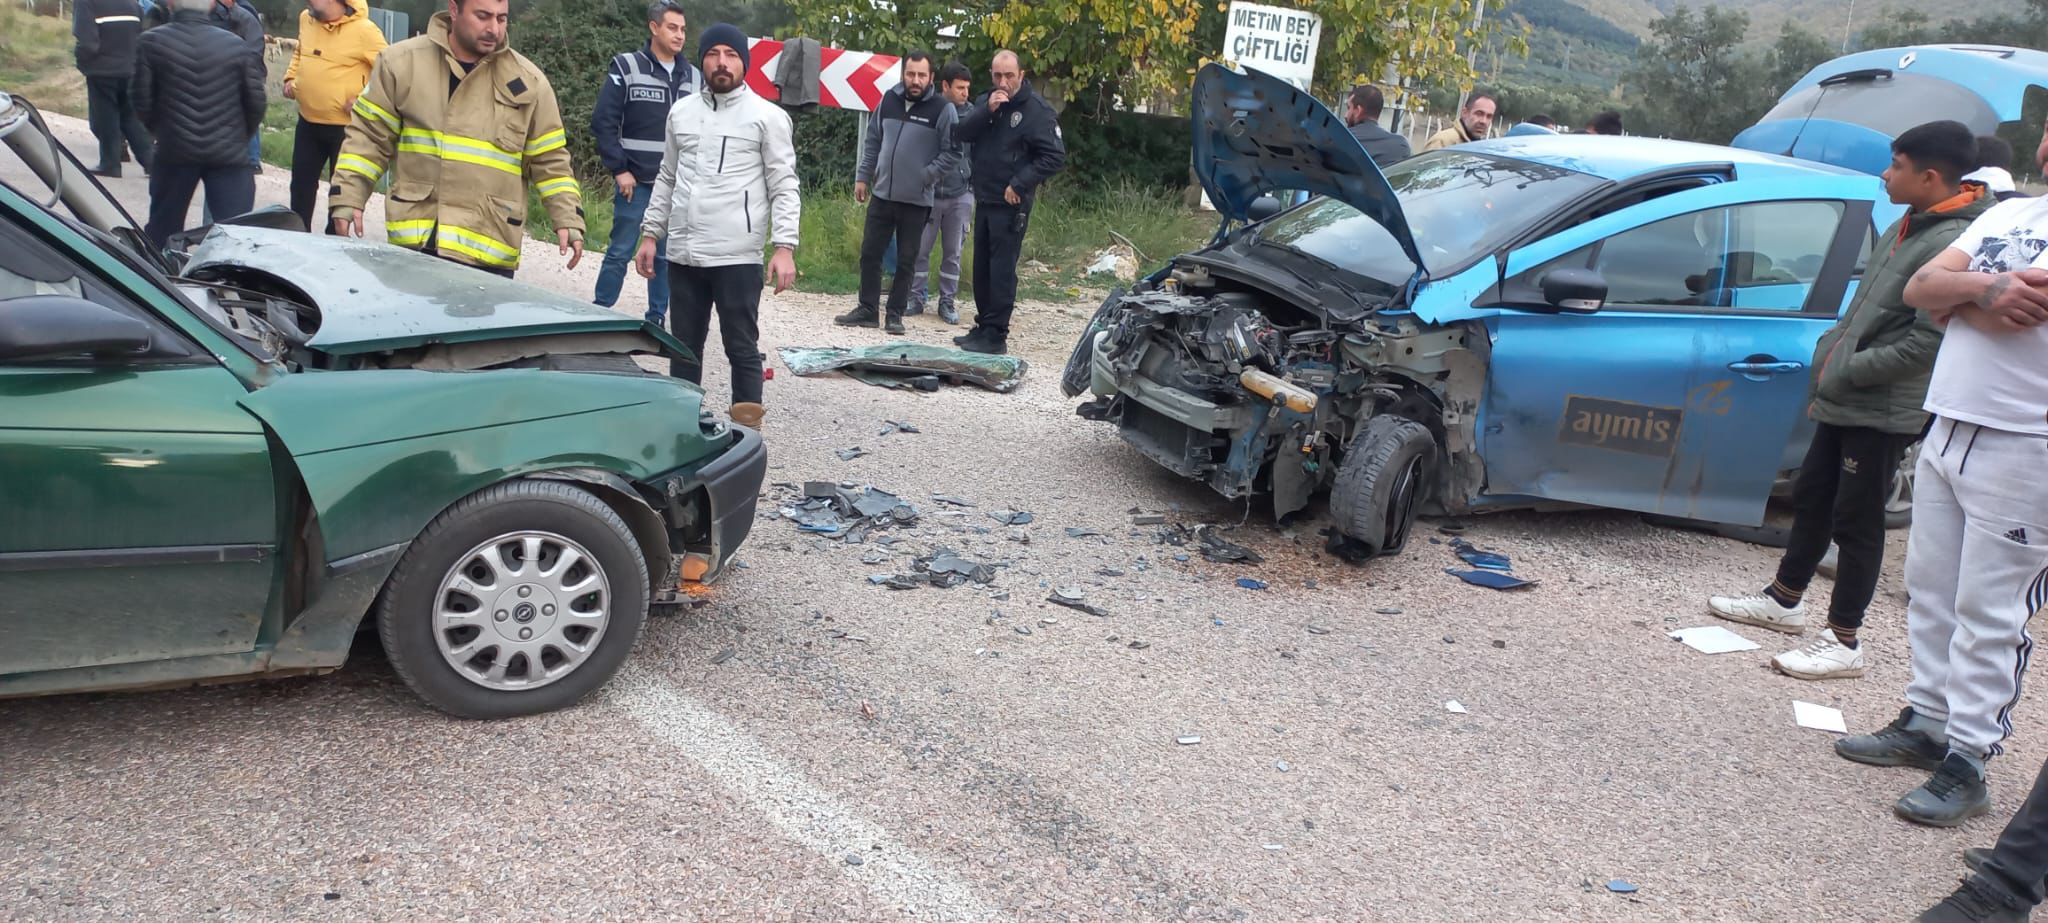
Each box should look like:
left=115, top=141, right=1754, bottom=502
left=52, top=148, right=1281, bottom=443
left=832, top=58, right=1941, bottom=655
left=1057, top=108, right=1192, bottom=194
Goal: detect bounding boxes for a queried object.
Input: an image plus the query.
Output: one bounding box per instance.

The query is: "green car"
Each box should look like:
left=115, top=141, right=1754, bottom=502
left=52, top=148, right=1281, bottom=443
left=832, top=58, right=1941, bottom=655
left=0, top=94, right=765, bottom=718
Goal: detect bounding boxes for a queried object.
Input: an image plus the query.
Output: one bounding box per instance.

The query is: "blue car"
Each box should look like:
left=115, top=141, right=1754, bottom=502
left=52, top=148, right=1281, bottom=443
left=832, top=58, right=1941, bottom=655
left=1066, top=64, right=1902, bottom=556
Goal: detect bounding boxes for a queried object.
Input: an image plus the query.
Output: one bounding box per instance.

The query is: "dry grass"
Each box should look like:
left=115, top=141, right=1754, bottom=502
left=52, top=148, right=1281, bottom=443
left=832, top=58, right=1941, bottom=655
left=0, top=8, right=89, bottom=118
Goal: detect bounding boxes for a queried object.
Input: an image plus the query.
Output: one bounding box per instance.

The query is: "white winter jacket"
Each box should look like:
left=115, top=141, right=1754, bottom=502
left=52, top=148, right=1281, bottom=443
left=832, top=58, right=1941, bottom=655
left=641, top=82, right=801, bottom=267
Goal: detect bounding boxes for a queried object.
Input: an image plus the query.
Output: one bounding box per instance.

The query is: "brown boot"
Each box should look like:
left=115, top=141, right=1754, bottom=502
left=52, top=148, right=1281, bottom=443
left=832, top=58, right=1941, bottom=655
left=729, top=402, right=765, bottom=429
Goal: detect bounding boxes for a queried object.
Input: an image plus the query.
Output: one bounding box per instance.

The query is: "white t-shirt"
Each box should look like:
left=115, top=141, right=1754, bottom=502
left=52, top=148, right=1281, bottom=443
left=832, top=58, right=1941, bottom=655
left=1924, top=196, right=2048, bottom=436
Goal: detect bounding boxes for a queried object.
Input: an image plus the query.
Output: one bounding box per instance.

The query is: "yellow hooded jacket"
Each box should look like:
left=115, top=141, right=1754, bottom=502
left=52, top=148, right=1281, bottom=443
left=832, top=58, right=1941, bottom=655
left=283, top=2, right=386, bottom=126
left=329, top=10, right=581, bottom=271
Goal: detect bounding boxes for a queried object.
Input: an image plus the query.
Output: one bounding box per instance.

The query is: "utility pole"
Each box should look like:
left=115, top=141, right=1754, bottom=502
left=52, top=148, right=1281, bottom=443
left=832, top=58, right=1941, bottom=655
left=1454, top=0, right=1487, bottom=111
left=1841, top=0, right=1857, bottom=52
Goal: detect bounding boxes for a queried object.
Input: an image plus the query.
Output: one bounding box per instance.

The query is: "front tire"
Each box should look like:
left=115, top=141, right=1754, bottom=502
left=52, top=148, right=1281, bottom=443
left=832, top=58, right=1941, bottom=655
left=1329, top=417, right=1437, bottom=559
left=1885, top=442, right=1919, bottom=530
left=377, top=480, right=649, bottom=719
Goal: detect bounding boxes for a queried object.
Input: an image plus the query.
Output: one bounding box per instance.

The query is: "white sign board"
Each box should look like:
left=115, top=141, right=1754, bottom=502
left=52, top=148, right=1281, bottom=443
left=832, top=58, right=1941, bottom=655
left=1222, top=2, right=1323, bottom=92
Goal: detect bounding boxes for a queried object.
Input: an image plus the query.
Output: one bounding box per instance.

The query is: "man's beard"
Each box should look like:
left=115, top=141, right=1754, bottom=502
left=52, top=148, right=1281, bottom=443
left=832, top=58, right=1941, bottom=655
left=707, top=69, right=740, bottom=92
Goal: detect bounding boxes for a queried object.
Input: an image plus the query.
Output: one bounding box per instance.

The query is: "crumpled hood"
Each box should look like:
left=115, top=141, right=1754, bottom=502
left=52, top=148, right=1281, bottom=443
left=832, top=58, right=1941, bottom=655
left=1189, top=63, right=1426, bottom=283
left=184, top=225, right=689, bottom=357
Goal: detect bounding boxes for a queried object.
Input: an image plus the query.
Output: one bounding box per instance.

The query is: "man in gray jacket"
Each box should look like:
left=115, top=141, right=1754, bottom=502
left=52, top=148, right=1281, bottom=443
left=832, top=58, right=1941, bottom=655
left=905, top=59, right=972, bottom=325
left=835, top=50, right=958, bottom=335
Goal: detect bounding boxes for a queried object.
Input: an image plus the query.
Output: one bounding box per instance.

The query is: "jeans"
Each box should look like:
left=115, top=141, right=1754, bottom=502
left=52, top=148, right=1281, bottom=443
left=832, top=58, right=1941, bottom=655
left=248, top=132, right=262, bottom=169
left=667, top=262, right=764, bottom=405
left=1773, top=422, right=1913, bottom=630
left=594, top=184, right=668, bottom=323
left=288, top=119, right=346, bottom=233
left=1968, top=754, right=2048, bottom=910
left=911, top=192, right=971, bottom=306
left=145, top=161, right=254, bottom=249
left=970, top=201, right=1028, bottom=339
left=857, top=197, right=931, bottom=320
left=84, top=76, right=152, bottom=173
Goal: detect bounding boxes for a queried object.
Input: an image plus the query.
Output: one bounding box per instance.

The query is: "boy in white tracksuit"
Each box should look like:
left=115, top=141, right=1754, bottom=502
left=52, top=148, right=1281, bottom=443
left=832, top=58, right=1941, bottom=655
left=634, top=23, right=799, bottom=430
left=1835, top=128, right=2048, bottom=829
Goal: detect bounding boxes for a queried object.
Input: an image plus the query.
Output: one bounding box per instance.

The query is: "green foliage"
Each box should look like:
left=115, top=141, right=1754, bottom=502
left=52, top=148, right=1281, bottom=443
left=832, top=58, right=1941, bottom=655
left=1624, top=5, right=1755, bottom=143
left=791, top=106, right=863, bottom=193
left=1055, top=103, right=1192, bottom=194
left=1503, top=0, right=1636, bottom=49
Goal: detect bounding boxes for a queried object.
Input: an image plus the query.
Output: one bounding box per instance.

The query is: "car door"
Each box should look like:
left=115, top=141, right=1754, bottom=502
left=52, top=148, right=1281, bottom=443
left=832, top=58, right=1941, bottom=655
left=1474, top=178, right=1873, bottom=526
left=0, top=205, right=277, bottom=675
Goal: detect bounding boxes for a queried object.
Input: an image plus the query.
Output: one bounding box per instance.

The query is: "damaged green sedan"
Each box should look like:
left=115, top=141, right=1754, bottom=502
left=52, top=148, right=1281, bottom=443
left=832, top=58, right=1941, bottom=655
left=0, top=94, right=765, bottom=718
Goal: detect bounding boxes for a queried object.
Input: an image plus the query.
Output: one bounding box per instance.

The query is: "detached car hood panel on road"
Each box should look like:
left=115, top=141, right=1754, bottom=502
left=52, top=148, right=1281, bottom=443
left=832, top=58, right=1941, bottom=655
left=1190, top=64, right=1427, bottom=284
left=184, top=225, right=694, bottom=358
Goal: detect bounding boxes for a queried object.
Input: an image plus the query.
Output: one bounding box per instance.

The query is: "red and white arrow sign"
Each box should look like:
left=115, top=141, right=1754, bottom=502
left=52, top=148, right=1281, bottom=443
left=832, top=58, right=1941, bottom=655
left=744, top=38, right=901, bottom=112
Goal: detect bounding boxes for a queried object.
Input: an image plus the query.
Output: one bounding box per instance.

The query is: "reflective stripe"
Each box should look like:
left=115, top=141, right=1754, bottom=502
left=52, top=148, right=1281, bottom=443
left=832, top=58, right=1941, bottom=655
left=94, top=14, right=139, bottom=23
left=335, top=153, right=384, bottom=182
left=386, top=219, right=433, bottom=246
left=397, top=128, right=524, bottom=176
left=536, top=176, right=579, bottom=199
left=620, top=138, right=666, bottom=153
left=436, top=225, right=520, bottom=268
left=525, top=129, right=567, bottom=156
left=352, top=97, right=399, bottom=132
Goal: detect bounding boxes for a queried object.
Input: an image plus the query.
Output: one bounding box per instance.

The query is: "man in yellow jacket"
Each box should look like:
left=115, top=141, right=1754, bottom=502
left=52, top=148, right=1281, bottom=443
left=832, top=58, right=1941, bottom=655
left=283, top=0, right=384, bottom=233
left=1419, top=91, right=1497, bottom=153
left=328, top=0, right=583, bottom=277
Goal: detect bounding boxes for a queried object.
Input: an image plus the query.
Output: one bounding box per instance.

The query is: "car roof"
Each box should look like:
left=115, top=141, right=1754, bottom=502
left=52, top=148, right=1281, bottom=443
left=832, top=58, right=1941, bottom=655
left=1454, top=134, right=1869, bottom=183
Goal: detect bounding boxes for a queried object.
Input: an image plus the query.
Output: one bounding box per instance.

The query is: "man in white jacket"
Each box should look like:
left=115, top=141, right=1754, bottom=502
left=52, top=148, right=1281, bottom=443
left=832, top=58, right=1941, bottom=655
left=635, top=22, right=799, bottom=430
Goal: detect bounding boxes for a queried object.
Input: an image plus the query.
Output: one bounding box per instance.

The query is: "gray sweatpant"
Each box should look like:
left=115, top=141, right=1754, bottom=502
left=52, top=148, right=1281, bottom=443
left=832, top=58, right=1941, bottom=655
left=911, top=192, right=972, bottom=306
left=1904, top=416, right=2048, bottom=760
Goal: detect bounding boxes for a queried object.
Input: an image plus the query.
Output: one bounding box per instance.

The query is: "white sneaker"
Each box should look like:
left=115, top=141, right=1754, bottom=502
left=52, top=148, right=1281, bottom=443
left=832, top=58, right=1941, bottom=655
left=1773, top=632, right=1867, bottom=679
left=1707, top=593, right=1808, bottom=633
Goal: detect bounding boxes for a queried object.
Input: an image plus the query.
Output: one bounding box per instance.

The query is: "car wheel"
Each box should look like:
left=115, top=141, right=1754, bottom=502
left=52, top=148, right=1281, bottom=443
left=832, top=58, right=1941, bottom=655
left=1885, top=442, right=1919, bottom=530
left=1329, top=417, right=1437, bottom=559
left=376, top=480, right=649, bottom=719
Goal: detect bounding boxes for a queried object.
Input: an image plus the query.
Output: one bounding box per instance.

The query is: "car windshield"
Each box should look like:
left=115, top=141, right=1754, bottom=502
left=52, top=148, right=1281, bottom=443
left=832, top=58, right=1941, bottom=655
left=1256, top=151, right=1607, bottom=288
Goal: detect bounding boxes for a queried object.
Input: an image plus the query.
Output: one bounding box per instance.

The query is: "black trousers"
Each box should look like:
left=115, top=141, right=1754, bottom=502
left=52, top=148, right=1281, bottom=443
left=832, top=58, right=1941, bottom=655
left=289, top=119, right=348, bottom=234
left=145, top=162, right=253, bottom=249
left=84, top=76, right=152, bottom=173
left=1775, top=421, right=1913, bottom=629
left=1970, top=755, right=2048, bottom=910
left=858, top=197, right=930, bottom=319
left=667, top=262, right=764, bottom=405
left=970, top=201, right=1028, bottom=339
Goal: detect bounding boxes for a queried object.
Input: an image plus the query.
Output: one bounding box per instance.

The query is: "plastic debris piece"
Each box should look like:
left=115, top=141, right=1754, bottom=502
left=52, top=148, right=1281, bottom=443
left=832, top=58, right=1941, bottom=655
left=1275, top=760, right=1292, bottom=772
left=1375, top=607, right=1403, bottom=615
left=1175, top=735, right=1202, bottom=745
left=1449, top=538, right=1512, bottom=571
left=1064, top=527, right=1106, bottom=539
left=710, top=647, right=736, bottom=665
left=1445, top=700, right=1468, bottom=714
left=1047, top=593, right=1111, bottom=618
left=988, top=509, right=1034, bottom=526
left=1237, top=578, right=1269, bottom=590
left=880, top=420, right=919, bottom=435
left=1606, top=879, right=1637, bottom=894
left=835, top=446, right=867, bottom=461
left=926, top=548, right=997, bottom=584
left=1127, top=640, right=1150, bottom=649
left=1131, top=513, right=1167, bottom=526
left=1261, top=844, right=1285, bottom=851
left=1794, top=701, right=1848, bottom=733
left=1197, top=526, right=1265, bottom=564
left=1670, top=625, right=1760, bottom=654
left=778, top=343, right=1029, bottom=393
left=933, top=494, right=977, bottom=507
left=1306, top=625, right=1331, bottom=635
left=1445, top=569, right=1536, bottom=590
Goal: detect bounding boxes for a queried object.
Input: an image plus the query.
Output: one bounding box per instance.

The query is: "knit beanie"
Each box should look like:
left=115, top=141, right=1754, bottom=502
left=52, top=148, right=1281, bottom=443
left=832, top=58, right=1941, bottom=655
left=698, top=23, right=750, bottom=75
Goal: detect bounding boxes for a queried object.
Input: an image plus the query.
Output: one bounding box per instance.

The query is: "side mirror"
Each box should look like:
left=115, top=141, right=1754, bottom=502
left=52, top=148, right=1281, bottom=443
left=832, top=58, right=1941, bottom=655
left=0, top=295, right=152, bottom=361
left=1246, top=194, right=1284, bottom=222
left=1540, top=267, right=1607, bottom=314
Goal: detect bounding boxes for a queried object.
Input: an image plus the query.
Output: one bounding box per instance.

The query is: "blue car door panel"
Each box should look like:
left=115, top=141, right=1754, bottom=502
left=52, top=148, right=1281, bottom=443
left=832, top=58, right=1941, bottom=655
left=1474, top=178, right=1874, bottom=526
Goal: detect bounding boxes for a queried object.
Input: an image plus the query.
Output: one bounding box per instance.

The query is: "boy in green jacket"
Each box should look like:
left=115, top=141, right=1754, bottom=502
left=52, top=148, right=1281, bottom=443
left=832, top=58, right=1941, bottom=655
left=1707, top=120, right=1989, bottom=680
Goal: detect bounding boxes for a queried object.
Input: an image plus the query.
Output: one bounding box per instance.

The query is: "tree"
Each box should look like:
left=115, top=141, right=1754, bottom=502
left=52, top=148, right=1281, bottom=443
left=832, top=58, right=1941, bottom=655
left=1625, top=5, right=1757, bottom=143
left=1763, top=22, right=1832, bottom=104
left=1855, top=8, right=1935, bottom=48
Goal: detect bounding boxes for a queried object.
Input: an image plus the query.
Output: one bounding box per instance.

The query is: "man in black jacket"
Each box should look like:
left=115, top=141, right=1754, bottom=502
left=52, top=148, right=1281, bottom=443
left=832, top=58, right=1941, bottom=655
left=73, top=0, right=153, bottom=177
left=1342, top=84, right=1408, bottom=167
left=591, top=0, right=697, bottom=323
left=952, top=49, right=1065, bottom=355
left=134, top=0, right=266, bottom=248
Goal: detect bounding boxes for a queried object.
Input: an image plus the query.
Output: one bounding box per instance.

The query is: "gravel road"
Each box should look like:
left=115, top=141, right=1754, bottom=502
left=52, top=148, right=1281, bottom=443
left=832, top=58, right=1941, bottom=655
left=1, top=108, right=2032, bottom=922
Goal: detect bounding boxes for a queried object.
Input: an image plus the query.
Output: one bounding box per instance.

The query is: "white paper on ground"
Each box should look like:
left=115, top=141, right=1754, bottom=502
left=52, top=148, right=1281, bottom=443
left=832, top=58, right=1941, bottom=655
left=1793, top=701, right=1848, bottom=733
left=1669, top=625, right=1762, bottom=654
left=1445, top=700, right=1468, bottom=714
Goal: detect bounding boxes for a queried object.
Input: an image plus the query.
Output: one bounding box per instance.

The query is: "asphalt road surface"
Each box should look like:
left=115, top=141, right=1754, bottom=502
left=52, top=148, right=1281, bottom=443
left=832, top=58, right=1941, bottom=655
left=2, top=108, right=2034, bottom=922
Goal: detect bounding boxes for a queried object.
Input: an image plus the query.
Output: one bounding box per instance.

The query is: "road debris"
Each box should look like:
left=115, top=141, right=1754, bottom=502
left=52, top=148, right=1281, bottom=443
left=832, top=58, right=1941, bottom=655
left=859, top=700, right=877, bottom=720
left=777, top=343, right=1030, bottom=392
left=1605, top=879, right=1637, bottom=894
left=835, top=446, right=867, bottom=461
left=1237, top=578, right=1269, bottom=590
left=1064, top=527, right=1107, bottom=540
left=1793, top=701, right=1847, bottom=734
left=1275, top=760, right=1292, bottom=772
left=987, top=509, right=1034, bottom=526
left=710, top=647, right=736, bottom=665
left=933, top=494, right=977, bottom=507
left=1449, top=538, right=1511, bottom=571
left=1374, top=607, right=1403, bottom=615
left=1445, top=700, right=1468, bottom=714
left=1047, top=586, right=1111, bottom=617
left=1175, top=735, right=1202, bottom=745
left=1445, top=569, right=1536, bottom=590
left=879, top=420, right=919, bottom=435
left=1306, top=625, right=1331, bottom=635
left=1669, top=625, right=1760, bottom=655
left=1131, top=513, right=1167, bottom=526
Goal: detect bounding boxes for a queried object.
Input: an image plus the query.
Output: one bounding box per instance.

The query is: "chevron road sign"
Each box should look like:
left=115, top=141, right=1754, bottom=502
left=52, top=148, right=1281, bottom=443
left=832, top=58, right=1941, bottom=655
left=745, top=38, right=903, bottom=112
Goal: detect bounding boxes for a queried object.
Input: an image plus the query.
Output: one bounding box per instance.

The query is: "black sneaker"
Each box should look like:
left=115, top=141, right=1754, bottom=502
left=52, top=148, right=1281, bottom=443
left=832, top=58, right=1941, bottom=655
left=1965, top=847, right=1994, bottom=874
left=834, top=306, right=880, bottom=327
left=1898, top=752, right=1992, bottom=828
left=1915, top=878, right=2029, bottom=922
left=951, top=330, right=979, bottom=348
left=959, top=334, right=1007, bottom=355
left=1837, top=706, right=1947, bottom=770
left=884, top=316, right=906, bottom=335
left=89, top=166, right=120, bottom=178
left=938, top=299, right=959, bottom=325
left=903, top=298, right=926, bottom=316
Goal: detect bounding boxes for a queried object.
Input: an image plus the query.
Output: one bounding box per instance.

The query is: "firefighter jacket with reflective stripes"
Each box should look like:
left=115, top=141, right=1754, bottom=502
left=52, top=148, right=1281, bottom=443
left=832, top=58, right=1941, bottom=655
left=592, top=44, right=697, bottom=184
left=330, top=11, right=581, bottom=271
left=641, top=82, right=801, bottom=268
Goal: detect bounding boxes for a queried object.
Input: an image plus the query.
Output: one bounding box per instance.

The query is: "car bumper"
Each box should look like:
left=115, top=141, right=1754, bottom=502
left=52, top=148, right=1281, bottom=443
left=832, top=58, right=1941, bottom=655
left=650, top=425, right=767, bottom=585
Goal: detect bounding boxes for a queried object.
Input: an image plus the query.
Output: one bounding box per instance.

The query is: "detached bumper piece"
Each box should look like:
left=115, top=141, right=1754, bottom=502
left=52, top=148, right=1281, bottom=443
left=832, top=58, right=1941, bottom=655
left=651, top=426, right=768, bottom=586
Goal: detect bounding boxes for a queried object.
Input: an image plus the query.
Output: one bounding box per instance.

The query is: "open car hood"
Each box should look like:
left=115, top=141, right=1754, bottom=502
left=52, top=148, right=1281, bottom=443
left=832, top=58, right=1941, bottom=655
left=184, top=225, right=689, bottom=357
left=1190, top=64, right=1426, bottom=281
left=1733, top=45, right=2048, bottom=175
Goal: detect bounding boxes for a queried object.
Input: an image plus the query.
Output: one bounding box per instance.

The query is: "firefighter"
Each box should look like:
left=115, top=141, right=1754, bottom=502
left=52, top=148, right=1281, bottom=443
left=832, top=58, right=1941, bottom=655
left=327, top=0, right=582, bottom=277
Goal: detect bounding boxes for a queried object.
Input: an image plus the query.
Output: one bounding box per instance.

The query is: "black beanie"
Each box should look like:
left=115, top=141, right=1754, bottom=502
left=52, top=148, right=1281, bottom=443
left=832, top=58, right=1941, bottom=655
left=698, top=23, right=750, bottom=75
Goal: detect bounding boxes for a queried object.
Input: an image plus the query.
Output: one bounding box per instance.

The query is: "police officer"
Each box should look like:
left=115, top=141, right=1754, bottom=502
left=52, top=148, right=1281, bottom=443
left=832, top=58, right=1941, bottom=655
left=591, top=0, right=697, bottom=323
left=952, top=48, right=1064, bottom=355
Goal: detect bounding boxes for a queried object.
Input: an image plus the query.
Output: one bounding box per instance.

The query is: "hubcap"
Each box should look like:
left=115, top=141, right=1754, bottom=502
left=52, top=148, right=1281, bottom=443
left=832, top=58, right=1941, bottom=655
left=433, top=531, right=611, bottom=691
left=1887, top=443, right=1919, bottom=516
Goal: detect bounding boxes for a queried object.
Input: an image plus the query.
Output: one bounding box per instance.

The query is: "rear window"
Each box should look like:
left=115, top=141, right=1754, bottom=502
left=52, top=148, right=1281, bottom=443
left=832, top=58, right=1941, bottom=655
left=1758, top=72, right=2001, bottom=138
